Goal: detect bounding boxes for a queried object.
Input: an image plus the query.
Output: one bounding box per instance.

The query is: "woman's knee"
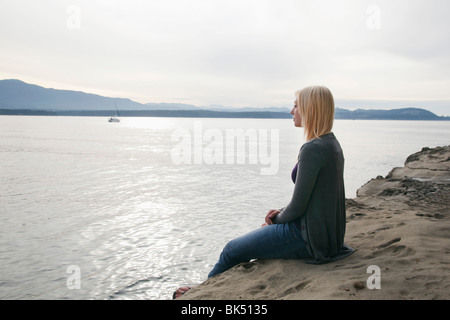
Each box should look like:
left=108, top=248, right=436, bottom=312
left=222, top=240, right=235, bottom=258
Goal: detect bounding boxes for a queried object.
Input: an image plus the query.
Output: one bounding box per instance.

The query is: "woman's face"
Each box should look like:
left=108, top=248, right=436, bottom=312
left=291, top=100, right=302, bottom=127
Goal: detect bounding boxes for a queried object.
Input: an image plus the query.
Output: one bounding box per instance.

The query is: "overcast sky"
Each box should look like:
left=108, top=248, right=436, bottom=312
left=1, top=0, right=449, bottom=115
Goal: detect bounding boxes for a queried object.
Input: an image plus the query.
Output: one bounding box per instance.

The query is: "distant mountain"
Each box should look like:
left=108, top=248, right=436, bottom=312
left=144, top=102, right=200, bottom=111
left=0, top=79, right=145, bottom=110
left=203, top=105, right=291, bottom=113
left=334, top=107, right=447, bottom=120
left=0, top=79, right=448, bottom=120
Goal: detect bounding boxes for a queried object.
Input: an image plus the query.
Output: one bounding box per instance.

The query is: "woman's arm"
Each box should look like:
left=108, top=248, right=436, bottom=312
left=272, top=143, right=323, bottom=224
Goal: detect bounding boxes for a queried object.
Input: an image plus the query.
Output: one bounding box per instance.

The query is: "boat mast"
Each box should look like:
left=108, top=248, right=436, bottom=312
left=115, top=100, right=120, bottom=117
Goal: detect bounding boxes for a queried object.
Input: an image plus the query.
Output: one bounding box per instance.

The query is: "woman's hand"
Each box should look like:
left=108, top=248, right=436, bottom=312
left=262, top=209, right=281, bottom=227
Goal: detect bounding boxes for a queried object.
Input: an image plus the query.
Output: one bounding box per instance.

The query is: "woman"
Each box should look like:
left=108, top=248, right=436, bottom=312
left=174, top=86, right=354, bottom=299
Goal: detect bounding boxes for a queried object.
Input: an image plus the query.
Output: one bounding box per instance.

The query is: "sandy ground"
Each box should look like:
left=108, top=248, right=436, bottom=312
left=180, top=146, right=450, bottom=300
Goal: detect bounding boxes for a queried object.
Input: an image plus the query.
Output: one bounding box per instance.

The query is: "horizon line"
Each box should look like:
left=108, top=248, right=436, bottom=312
left=1, top=78, right=449, bottom=116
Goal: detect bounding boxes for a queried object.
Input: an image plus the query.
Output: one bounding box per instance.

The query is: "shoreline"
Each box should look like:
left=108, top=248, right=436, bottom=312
left=180, top=145, right=450, bottom=300
left=1, top=109, right=449, bottom=121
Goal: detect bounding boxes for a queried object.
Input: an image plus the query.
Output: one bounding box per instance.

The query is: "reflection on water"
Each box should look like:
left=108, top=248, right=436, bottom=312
left=0, top=116, right=448, bottom=299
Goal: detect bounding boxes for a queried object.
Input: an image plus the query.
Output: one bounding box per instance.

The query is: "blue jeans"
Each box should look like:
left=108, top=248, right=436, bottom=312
left=208, top=222, right=311, bottom=278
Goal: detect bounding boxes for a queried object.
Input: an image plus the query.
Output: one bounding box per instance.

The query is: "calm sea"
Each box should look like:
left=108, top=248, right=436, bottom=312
left=0, top=116, right=449, bottom=299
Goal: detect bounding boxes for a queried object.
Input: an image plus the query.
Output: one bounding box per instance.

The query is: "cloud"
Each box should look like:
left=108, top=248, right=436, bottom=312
left=0, top=0, right=449, bottom=112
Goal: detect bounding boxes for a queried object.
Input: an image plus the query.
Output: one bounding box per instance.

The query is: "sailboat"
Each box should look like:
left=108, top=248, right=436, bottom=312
left=108, top=101, right=120, bottom=122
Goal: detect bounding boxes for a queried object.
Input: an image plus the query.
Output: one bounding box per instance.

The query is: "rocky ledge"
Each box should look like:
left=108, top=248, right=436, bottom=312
left=181, top=146, right=450, bottom=300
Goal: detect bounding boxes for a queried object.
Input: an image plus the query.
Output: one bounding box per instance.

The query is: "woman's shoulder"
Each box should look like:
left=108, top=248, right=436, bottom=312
left=302, top=133, right=335, bottom=148
left=299, top=133, right=338, bottom=157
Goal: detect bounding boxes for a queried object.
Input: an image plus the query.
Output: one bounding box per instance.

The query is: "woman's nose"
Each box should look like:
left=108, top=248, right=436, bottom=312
left=290, top=108, right=294, bottom=115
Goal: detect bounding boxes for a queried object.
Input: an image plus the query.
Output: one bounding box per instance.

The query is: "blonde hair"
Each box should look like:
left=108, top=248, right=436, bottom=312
left=295, top=86, right=335, bottom=141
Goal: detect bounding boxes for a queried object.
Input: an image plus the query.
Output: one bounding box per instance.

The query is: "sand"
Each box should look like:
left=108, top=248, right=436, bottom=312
left=180, top=145, right=450, bottom=300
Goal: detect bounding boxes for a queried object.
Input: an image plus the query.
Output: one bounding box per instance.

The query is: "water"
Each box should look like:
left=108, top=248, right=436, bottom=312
left=0, top=116, right=449, bottom=300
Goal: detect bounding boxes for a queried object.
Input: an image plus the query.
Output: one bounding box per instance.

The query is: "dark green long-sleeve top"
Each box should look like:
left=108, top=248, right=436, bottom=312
left=273, top=133, right=354, bottom=264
